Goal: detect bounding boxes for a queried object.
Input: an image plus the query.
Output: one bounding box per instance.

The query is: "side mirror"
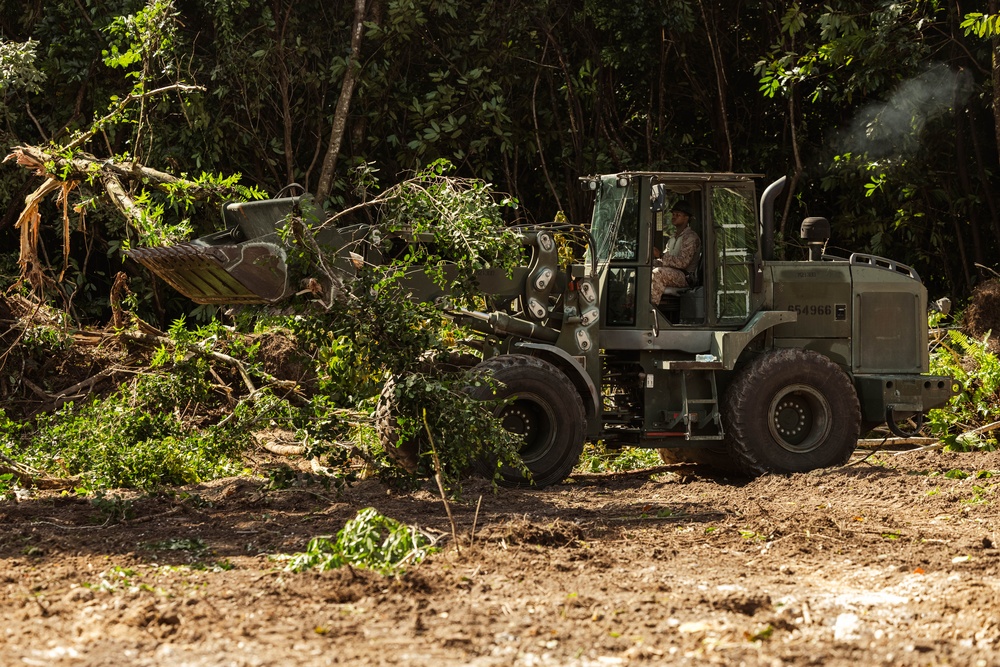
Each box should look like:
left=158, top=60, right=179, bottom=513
left=650, top=183, right=666, bottom=212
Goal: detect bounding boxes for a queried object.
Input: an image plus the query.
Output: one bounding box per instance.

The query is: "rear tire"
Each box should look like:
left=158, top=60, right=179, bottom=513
left=466, top=354, right=585, bottom=488
left=723, top=349, right=860, bottom=475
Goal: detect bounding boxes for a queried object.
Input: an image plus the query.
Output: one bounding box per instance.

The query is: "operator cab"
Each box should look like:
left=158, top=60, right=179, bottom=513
left=585, top=172, right=762, bottom=333
left=649, top=182, right=704, bottom=323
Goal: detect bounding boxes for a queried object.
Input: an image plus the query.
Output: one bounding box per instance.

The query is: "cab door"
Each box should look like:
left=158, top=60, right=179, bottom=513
left=707, top=183, right=760, bottom=326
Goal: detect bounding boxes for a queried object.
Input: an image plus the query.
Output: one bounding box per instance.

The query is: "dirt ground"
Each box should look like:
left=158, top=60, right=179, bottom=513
left=1, top=448, right=998, bottom=667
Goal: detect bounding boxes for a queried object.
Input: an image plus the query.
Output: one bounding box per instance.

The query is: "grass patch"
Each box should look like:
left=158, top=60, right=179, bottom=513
left=576, top=443, right=661, bottom=474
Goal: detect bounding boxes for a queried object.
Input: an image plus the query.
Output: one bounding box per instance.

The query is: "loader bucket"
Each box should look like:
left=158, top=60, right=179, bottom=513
left=128, top=240, right=290, bottom=304
left=127, top=196, right=318, bottom=305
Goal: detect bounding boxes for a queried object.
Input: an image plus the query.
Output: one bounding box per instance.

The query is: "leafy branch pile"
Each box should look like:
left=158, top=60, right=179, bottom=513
left=929, top=330, right=1000, bottom=447
left=0, top=2, right=528, bottom=494
left=922, top=279, right=1000, bottom=451
left=282, top=507, right=437, bottom=575
left=0, top=158, right=527, bottom=495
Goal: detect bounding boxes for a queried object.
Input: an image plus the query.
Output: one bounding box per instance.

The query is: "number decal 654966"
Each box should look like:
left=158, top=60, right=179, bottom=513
left=787, top=304, right=833, bottom=316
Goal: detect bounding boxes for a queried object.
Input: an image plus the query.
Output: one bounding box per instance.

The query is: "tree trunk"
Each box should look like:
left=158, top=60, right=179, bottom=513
left=951, top=214, right=972, bottom=293
left=779, top=90, right=804, bottom=258
left=657, top=25, right=667, bottom=161
left=967, top=110, right=1000, bottom=245
left=954, top=116, right=986, bottom=266
left=314, top=0, right=367, bottom=203
left=993, top=0, right=1000, bottom=165
left=274, top=0, right=296, bottom=185
left=697, top=0, right=733, bottom=171
left=531, top=42, right=563, bottom=216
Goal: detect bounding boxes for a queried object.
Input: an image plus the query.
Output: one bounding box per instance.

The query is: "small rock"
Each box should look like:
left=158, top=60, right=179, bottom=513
left=833, top=613, right=863, bottom=641
left=678, top=620, right=711, bottom=634
left=62, top=588, right=95, bottom=604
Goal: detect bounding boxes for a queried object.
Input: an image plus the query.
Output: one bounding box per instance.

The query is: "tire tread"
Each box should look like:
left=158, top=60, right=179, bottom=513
left=724, top=348, right=860, bottom=475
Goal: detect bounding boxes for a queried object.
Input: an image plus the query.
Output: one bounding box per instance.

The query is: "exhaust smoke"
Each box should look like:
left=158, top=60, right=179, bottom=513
left=833, top=64, right=972, bottom=159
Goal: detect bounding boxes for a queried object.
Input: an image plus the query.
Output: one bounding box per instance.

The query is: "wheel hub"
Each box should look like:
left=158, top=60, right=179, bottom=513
left=768, top=384, right=832, bottom=453
left=498, top=395, right=555, bottom=462
left=501, top=406, right=536, bottom=440
left=774, top=399, right=808, bottom=437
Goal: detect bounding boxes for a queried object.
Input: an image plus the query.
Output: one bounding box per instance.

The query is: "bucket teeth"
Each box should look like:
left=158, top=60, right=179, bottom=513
left=128, top=241, right=290, bottom=305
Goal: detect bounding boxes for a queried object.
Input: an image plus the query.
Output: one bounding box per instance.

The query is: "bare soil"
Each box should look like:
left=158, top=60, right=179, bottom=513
left=2, top=449, right=998, bottom=666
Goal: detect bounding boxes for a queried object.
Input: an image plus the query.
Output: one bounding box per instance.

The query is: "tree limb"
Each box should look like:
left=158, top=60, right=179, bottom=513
left=7, top=144, right=220, bottom=201
left=64, top=83, right=205, bottom=152
left=101, top=172, right=147, bottom=228
left=0, top=452, right=80, bottom=490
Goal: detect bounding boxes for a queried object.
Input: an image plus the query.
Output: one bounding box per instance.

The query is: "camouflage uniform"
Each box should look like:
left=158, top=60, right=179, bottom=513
left=650, top=225, right=701, bottom=302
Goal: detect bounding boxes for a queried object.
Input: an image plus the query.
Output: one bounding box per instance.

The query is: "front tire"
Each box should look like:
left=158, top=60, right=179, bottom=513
left=375, top=375, right=420, bottom=473
left=723, top=349, right=860, bottom=475
left=466, top=354, right=586, bottom=488
left=375, top=352, right=481, bottom=474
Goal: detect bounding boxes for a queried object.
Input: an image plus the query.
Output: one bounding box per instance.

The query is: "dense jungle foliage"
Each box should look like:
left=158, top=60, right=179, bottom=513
left=0, top=0, right=998, bottom=306
left=0, top=0, right=998, bottom=492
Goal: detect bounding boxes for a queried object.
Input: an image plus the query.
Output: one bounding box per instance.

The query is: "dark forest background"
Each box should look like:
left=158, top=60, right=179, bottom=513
left=1, top=0, right=998, bottom=320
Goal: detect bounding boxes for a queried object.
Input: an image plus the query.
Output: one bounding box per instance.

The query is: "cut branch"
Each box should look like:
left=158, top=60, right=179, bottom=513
left=101, top=173, right=146, bottom=227
left=14, top=176, right=60, bottom=285
left=64, top=83, right=205, bottom=152
left=49, top=368, right=120, bottom=411
left=7, top=145, right=225, bottom=202
left=0, top=452, right=80, bottom=490
left=4, top=142, right=249, bottom=290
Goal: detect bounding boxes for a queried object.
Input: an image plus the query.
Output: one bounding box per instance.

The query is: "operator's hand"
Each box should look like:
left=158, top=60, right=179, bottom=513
left=653, top=247, right=662, bottom=259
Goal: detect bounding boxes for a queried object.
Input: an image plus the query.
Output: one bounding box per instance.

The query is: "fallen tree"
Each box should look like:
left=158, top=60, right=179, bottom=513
left=5, top=140, right=262, bottom=300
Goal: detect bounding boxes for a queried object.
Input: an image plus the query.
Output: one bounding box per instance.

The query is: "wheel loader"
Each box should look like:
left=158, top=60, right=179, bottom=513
left=129, top=171, right=957, bottom=486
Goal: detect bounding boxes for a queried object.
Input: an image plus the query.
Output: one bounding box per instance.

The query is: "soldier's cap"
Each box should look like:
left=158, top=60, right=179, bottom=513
left=671, top=201, right=692, bottom=216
